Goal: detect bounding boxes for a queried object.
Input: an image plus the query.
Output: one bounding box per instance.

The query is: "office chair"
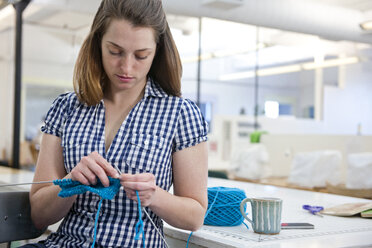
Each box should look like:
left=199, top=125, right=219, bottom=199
left=0, top=191, right=46, bottom=245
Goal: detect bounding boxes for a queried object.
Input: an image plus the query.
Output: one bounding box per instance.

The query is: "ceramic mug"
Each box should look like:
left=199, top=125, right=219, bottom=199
left=240, top=197, right=282, bottom=234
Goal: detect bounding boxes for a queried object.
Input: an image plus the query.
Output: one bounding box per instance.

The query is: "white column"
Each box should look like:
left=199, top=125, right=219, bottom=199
left=314, top=54, right=324, bottom=121
left=338, top=54, right=346, bottom=89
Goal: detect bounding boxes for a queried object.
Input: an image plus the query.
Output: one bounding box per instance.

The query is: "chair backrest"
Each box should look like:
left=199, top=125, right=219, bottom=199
left=0, top=191, right=46, bottom=243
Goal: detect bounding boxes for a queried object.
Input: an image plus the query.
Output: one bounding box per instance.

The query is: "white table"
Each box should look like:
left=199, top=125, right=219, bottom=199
left=164, top=178, right=372, bottom=248
left=0, top=166, right=34, bottom=191
left=2, top=167, right=372, bottom=247
left=0, top=166, right=61, bottom=233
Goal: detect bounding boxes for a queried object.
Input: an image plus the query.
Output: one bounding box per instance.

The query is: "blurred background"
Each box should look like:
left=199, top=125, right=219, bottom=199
left=1, top=0, right=372, bottom=194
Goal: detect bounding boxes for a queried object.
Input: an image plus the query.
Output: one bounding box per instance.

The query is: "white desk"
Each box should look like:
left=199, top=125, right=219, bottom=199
left=0, top=166, right=61, bottom=233
left=2, top=167, right=372, bottom=247
left=0, top=166, right=34, bottom=191
left=164, top=178, right=372, bottom=248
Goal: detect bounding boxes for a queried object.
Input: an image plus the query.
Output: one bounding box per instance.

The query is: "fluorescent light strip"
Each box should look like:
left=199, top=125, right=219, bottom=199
left=219, top=71, right=255, bottom=81
left=181, top=43, right=266, bottom=63
left=360, top=20, right=372, bottom=31
left=219, top=56, right=359, bottom=81
left=302, top=56, right=359, bottom=70
left=258, top=64, right=302, bottom=76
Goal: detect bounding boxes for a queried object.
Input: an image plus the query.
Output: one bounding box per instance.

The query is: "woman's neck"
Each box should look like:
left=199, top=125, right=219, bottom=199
left=104, top=82, right=146, bottom=109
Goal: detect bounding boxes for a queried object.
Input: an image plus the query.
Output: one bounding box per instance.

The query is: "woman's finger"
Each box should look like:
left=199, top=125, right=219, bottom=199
left=71, top=168, right=92, bottom=186
left=91, top=151, right=120, bottom=179
left=71, top=152, right=114, bottom=187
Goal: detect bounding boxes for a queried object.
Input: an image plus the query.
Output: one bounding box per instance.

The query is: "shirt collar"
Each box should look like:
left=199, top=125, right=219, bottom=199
left=144, top=78, right=169, bottom=98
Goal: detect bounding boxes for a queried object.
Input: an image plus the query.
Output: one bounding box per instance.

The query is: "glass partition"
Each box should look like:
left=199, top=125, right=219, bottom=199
left=168, top=15, right=372, bottom=135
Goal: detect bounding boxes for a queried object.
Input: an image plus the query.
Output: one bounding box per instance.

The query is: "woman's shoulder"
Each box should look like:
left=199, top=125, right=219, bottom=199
left=178, top=97, right=200, bottom=112
left=50, top=91, right=81, bottom=116
left=52, top=91, right=77, bottom=103
left=149, top=79, right=200, bottom=112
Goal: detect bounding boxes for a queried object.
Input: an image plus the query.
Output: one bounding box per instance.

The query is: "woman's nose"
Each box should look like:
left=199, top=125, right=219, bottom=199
left=120, top=55, right=133, bottom=72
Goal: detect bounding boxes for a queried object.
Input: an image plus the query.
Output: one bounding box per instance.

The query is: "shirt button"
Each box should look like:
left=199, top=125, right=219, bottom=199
left=144, top=140, right=149, bottom=145
left=69, top=140, right=74, bottom=145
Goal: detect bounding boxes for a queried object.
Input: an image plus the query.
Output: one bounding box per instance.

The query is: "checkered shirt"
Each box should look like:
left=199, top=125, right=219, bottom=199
left=40, top=79, right=208, bottom=247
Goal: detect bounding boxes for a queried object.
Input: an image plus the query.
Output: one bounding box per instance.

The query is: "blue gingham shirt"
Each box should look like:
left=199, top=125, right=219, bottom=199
left=40, top=79, right=208, bottom=247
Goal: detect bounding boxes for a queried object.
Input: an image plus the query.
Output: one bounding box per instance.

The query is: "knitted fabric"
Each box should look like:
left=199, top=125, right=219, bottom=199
left=53, top=177, right=145, bottom=248
left=53, top=176, right=121, bottom=200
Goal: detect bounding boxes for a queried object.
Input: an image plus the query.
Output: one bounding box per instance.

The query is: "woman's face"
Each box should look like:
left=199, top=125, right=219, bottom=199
left=101, top=19, right=157, bottom=93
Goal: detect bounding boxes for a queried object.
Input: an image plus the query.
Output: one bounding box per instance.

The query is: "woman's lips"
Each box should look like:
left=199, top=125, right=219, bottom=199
left=116, top=74, right=133, bottom=82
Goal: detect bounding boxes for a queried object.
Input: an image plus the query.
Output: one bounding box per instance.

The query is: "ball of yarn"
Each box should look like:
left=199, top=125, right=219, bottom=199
left=204, top=187, right=247, bottom=226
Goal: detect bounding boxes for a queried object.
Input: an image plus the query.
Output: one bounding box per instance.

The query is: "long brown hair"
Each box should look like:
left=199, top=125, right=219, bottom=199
left=73, top=0, right=182, bottom=105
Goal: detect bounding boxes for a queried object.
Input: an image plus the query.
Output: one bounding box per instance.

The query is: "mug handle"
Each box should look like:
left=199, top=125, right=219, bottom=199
left=240, top=198, right=253, bottom=224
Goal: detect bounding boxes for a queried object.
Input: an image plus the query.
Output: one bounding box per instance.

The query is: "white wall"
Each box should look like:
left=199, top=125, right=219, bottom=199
left=0, top=27, right=14, bottom=160
left=323, top=61, right=372, bottom=135
left=2, top=16, right=372, bottom=162
left=0, top=60, right=13, bottom=160
left=0, top=24, right=76, bottom=160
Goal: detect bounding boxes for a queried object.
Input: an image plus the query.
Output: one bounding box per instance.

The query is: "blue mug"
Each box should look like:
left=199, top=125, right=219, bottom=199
left=240, top=197, right=282, bottom=234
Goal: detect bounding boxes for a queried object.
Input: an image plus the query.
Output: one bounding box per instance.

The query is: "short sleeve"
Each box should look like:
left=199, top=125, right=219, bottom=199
left=40, top=92, right=76, bottom=138
left=173, top=99, right=209, bottom=152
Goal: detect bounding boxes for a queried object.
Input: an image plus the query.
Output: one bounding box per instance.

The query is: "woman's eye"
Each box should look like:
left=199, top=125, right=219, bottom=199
left=136, top=55, right=148, bottom=60
left=109, top=50, right=121, bottom=56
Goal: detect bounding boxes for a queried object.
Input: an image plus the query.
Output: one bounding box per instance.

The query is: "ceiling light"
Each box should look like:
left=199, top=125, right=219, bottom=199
left=302, top=56, right=359, bottom=70
left=219, top=56, right=360, bottom=81
left=360, top=21, right=372, bottom=31
left=258, top=64, right=302, bottom=76
left=202, top=0, right=245, bottom=10
left=219, top=71, right=255, bottom=81
left=182, top=43, right=267, bottom=63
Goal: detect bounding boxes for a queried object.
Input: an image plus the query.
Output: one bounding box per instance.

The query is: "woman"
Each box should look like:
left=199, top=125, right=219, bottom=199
left=28, top=0, right=208, bottom=247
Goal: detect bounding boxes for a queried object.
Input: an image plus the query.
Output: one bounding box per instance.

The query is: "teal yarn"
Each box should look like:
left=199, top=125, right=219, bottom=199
left=92, top=198, right=103, bottom=248
left=53, top=177, right=145, bottom=248
left=134, top=191, right=145, bottom=248
left=204, top=187, right=247, bottom=226
left=53, top=177, right=121, bottom=199
left=186, top=187, right=248, bottom=248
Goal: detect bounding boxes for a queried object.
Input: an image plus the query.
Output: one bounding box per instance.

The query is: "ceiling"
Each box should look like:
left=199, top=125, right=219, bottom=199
left=163, top=0, right=372, bottom=44
left=1, top=0, right=372, bottom=43
left=1, top=0, right=372, bottom=85
left=309, top=0, right=372, bottom=11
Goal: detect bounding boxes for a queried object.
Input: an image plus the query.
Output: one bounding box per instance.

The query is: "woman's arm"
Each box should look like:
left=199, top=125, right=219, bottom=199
left=121, top=141, right=208, bottom=231
left=30, top=133, right=120, bottom=230
left=30, top=133, right=76, bottom=230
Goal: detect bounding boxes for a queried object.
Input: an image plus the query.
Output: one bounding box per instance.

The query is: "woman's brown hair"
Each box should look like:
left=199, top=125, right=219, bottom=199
left=73, top=0, right=182, bottom=105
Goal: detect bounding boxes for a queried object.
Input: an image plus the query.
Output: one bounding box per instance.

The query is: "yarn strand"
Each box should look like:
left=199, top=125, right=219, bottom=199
left=91, top=198, right=103, bottom=248
left=134, top=191, right=146, bottom=248
left=186, top=187, right=221, bottom=247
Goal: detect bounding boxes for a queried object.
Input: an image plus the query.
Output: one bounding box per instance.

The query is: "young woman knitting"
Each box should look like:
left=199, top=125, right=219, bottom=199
left=25, top=0, right=208, bottom=247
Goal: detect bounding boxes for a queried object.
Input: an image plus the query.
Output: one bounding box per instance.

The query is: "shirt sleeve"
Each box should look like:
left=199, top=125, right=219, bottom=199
left=173, top=98, right=209, bottom=152
left=40, top=92, right=76, bottom=138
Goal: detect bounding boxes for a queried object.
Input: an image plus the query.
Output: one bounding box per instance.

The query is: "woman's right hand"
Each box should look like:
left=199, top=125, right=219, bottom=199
left=70, top=151, right=120, bottom=187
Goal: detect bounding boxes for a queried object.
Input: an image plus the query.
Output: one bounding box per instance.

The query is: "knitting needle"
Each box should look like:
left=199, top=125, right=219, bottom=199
left=113, top=164, right=169, bottom=248
left=0, top=164, right=122, bottom=188
left=0, top=181, right=54, bottom=187
left=113, top=164, right=123, bottom=176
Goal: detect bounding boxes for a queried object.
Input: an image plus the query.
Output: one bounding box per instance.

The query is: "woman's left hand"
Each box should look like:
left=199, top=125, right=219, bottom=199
left=119, top=173, right=157, bottom=206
